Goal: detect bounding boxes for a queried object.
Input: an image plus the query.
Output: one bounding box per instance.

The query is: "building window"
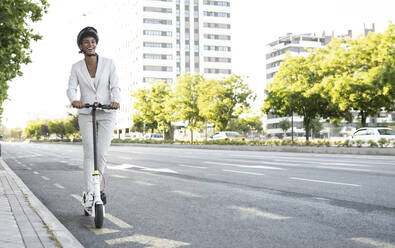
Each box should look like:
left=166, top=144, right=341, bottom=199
left=204, top=45, right=231, bottom=52
left=143, top=42, right=172, bottom=48
left=204, top=68, right=231, bottom=74
left=143, top=54, right=173, bottom=60
left=204, top=57, right=231, bottom=63
left=203, top=0, right=230, bottom=6
left=143, top=65, right=173, bottom=72
left=203, top=22, right=230, bottom=29
left=144, top=30, right=172, bottom=37
left=143, top=18, right=172, bottom=25
left=143, top=7, right=172, bottom=13
left=204, top=34, right=231, bottom=40
left=203, top=11, right=230, bottom=18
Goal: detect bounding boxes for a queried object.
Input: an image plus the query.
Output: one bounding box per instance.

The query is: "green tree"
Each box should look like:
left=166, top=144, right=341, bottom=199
left=197, top=75, right=255, bottom=131
left=132, top=80, right=174, bottom=139
left=25, top=119, right=48, bottom=140
left=311, top=118, right=324, bottom=138
left=328, top=23, right=395, bottom=127
left=228, top=115, right=263, bottom=135
left=171, top=73, right=204, bottom=142
left=132, top=87, right=158, bottom=133
left=48, top=119, right=66, bottom=139
left=10, top=128, right=23, bottom=140
left=263, top=53, right=335, bottom=141
left=278, top=119, right=291, bottom=138
left=0, top=0, right=49, bottom=116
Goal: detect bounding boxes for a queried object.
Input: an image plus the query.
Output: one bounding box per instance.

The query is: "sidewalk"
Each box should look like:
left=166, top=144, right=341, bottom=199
left=0, top=158, right=84, bottom=248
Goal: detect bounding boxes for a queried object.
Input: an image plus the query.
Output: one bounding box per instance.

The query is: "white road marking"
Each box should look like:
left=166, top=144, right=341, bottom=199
left=71, top=194, right=82, bottom=202
left=223, top=169, right=265, bottom=176
left=171, top=190, right=202, bottom=198
left=105, top=234, right=190, bottom=247
left=27, top=167, right=32, bottom=170
left=319, top=162, right=373, bottom=168
left=105, top=214, right=132, bottom=228
left=230, top=206, right=290, bottom=220
left=110, top=174, right=128, bottom=179
left=54, top=183, right=65, bottom=189
left=178, top=164, right=208, bottom=169
left=108, top=164, right=178, bottom=174
left=351, top=237, right=395, bottom=248
left=41, top=176, right=50, bottom=180
left=316, top=166, right=372, bottom=172
left=204, top=161, right=284, bottom=170
left=134, top=181, right=155, bottom=186
left=84, top=225, right=120, bottom=235
left=290, top=177, right=360, bottom=187
left=33, top=171, right=39, bottom=175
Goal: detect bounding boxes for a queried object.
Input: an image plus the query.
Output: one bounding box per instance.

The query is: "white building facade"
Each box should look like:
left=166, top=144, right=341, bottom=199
left=114, top=0, right=232, bottom=137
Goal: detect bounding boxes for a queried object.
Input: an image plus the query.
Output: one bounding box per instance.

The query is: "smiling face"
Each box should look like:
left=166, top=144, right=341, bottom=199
left=79, top=36, right=97, bottom=55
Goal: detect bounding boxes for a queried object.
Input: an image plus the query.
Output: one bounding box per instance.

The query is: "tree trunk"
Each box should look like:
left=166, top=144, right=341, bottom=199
left=304, top=117, right=311, bottom=141
left=361, top=111, right=367, bottom=127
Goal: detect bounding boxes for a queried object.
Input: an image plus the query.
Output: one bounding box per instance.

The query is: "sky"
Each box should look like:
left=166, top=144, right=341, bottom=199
left=2, top=0, right=394, bottom=128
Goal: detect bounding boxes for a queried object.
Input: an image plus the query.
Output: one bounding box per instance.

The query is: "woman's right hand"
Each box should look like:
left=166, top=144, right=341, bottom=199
left=72, top=101, right=84, bottom=108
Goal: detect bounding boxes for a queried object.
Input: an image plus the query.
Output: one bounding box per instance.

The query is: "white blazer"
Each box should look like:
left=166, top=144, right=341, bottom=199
left=67, top=56, right=121, bottom=114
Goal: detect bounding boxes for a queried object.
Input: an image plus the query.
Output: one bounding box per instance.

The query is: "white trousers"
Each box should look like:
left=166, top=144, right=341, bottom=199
left=78, top=111, right=115, bottom=193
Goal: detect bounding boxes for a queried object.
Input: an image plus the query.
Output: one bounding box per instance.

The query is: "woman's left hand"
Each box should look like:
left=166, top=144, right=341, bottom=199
left=110, top=102, right=120, bottom=109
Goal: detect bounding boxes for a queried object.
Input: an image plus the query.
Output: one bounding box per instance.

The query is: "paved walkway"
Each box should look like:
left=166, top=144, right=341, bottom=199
left=0, top=158, right=83, bottom=248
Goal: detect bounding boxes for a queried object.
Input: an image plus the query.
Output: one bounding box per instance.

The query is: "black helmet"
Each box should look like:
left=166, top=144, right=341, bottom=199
left=77, top=26, right=99, bottom=50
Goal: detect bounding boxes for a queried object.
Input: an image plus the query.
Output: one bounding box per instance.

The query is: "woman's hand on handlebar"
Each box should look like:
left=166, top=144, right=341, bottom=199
left=110, top=102, right=120, bottom=109
left=72, top=101, right=84, bottom=109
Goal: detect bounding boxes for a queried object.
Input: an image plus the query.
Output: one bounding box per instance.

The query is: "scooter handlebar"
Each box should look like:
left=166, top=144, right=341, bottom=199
left=83, top=103, right=115, bottom=110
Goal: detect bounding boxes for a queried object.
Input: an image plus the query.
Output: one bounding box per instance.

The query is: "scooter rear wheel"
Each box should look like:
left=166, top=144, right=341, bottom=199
left=94, top=204, right=104, bottom=228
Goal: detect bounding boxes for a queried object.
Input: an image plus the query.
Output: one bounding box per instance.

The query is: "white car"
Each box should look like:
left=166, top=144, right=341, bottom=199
left=210, top=131, right=245, bottom=141
left=350, top=127, right=395, bottom=146
left=143, top=133, right=164, bottom=141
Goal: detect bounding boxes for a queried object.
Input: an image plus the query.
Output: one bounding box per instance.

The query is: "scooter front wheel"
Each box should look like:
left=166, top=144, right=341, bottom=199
left=94, top=203, right=104, bottom=228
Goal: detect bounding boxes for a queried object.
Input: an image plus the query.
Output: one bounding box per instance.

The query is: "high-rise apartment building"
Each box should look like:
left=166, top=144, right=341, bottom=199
left=115, top=0, right=232, bottom=136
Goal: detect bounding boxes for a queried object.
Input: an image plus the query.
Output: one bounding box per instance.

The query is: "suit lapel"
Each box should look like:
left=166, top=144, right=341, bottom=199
left=93, top=56, right=104, bottom=90
left=80, top=59, right=96, bottom=91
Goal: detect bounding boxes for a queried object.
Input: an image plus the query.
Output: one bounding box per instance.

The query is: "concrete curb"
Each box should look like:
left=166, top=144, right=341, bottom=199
left=0, top=158, right=84, bottom=248
left=30, top=141, right=395, bottom=156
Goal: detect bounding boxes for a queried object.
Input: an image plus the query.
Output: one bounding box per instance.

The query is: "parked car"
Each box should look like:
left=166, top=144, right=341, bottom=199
left=210, top=131, right=245, bottom=141
left=143, top=133, right=164, bottom=141
left=350, top=127, right=395, bottom=145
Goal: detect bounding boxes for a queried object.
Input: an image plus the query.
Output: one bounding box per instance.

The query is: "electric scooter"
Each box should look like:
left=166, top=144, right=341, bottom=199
left=80, top=102, right=113, bottom=228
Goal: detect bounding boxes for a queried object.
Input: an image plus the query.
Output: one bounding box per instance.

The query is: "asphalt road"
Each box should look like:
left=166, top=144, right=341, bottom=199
left=2, top=142, right=395, bottom=248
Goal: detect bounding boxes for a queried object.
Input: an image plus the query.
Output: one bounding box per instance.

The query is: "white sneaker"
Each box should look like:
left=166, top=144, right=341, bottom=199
left=84, top=192, right=94, bottom=208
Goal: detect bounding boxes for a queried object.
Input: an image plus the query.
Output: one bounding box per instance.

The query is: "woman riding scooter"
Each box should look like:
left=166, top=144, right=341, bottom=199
left=67, top=26, right=120, bottom=210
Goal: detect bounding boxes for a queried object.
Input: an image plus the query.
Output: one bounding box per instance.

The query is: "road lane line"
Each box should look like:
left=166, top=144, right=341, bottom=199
left=105, top=214, right=132, bottom=228
left=134, top=181, right=155, bottom=186
left=290, top=177, right=360, bottom=187
left=110, top=174, right=128, bottom=179
left=223, top=169, right=265, bottom=176
left=178, top=164, right=208, bottom=169
left=318, top=162, right=373, bottom=168
left=351, top=237, right=395, bottom=248
left=33, top=171, right=39, bottom=175
left=84, top=225, right=119, bottom=235
left=316, top=166, right=372, bottom=172
left=230, top=206, right=290, bottom=220
left=71, top=194, right=82, bottom=202
left=105, top=234, right=190, bottom=247
left=54, top=183, right=65, bottom=189
left=108, top=164, right=179, bottom=174
left=171, top=190, right=202, bottom=198
left=205, top=161, right=284, bottom=170
left=41, top=176, right=50, bottom=180
left=27, top=167, right=32, bottom=170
